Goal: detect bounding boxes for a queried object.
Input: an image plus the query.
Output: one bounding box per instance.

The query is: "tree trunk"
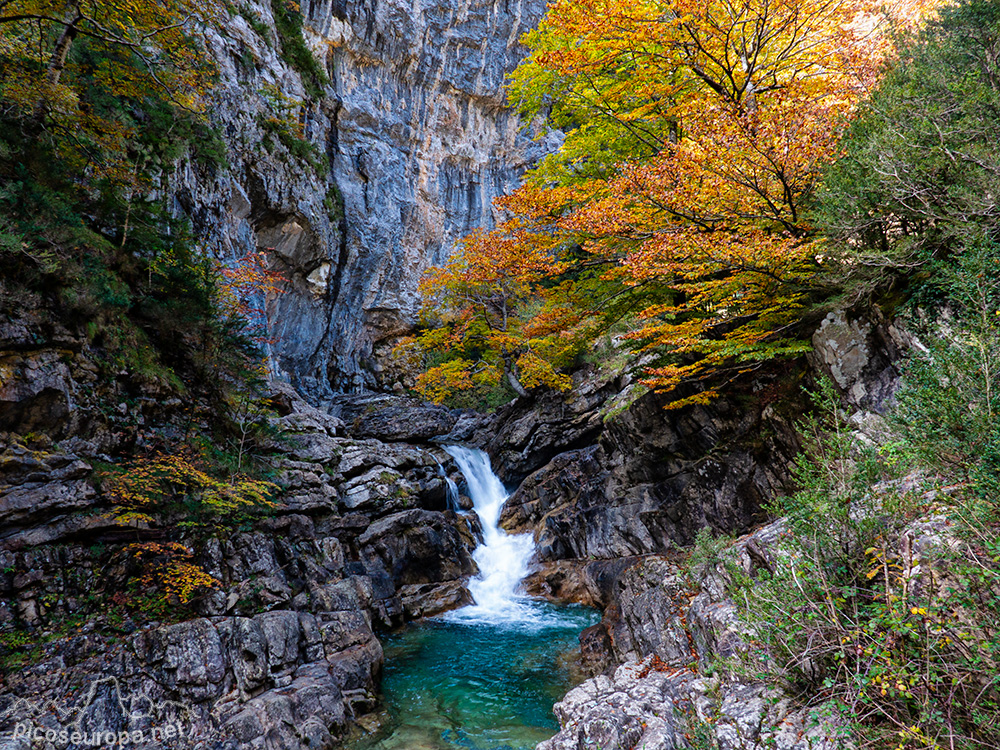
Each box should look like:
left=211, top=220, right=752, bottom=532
left=45, top=15, right=78, bottom=88
left=501, top=353, right=528, bottom=398
left=506, top=369, right=528, bottom=398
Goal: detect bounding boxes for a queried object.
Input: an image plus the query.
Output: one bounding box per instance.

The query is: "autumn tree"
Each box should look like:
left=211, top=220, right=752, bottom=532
left=104, top=453, right=277, bottom=606
left=0, top=0, right=217, bottom=185
left=418, top=0, right=936, bottom=406
left=413, top=212, right=578, bottom=401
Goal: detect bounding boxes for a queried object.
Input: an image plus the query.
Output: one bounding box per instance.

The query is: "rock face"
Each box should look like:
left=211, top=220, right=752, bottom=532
left=807, top=308, right=905, bottom=413
left=537, top=526, right=847, bottom=750
left=491, top=369, right=803, bottom=561
left=326, top=393, right=464, bottom=442
left=174, top=0, right=555, bottom=397
left=486, top=309, right=902, bottom=566
left=2, top=605, right=383, bottom=750
left=540, top=657, right=844, bottom=750
left=0, top=381, right=480, bottom=749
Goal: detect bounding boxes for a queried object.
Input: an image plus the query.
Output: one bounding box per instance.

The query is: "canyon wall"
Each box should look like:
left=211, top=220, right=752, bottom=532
left=177, top=0, right=555, bottom=398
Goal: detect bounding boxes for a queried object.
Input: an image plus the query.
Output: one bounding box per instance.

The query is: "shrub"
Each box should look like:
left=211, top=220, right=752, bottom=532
left=103, top=452, right=278, bottom=531
left=270, top=0, right=328, bottom=99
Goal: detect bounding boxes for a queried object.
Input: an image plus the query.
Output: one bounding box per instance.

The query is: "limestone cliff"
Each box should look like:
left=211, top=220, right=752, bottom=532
left=175, top=0, right=555, bottom=398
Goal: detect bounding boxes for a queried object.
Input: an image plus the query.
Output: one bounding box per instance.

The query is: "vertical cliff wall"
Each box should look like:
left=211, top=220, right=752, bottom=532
left=173, top=0, right=554, bottom=399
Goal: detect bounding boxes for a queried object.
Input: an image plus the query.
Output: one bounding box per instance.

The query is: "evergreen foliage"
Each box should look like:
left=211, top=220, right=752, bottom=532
left=0, top=0, right=291, bottom=621
left=270, top=0, right=328, bottom=99
left=815, top=0, right=1000, bottom=300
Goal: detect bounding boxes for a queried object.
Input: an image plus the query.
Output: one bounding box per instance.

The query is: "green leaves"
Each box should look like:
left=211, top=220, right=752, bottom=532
left=815, top=0, right=1000, bottom=296
left=726, top=292, right=1000, bottom=749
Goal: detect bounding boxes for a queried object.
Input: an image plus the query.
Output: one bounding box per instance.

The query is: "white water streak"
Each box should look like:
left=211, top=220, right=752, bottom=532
left=441, top=445, right=575, bottom=631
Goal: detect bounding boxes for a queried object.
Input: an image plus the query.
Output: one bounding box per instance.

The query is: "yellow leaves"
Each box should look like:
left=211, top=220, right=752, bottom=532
left=107, top=451, right=277, bottom=604
left=114, top=511, right=156, bottom=526
left=415, top=360, right=476, bottom=403
left=105, top=452, right=278, bottom=527
left=124, top=542, right=220, bottom=603
left=414, top=327, right=459, bottom=352
left=516, top=350, right=573, bottom=391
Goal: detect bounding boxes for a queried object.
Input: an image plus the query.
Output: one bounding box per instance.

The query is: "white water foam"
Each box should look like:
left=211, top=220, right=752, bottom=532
left=441, top=445, right=578, bottom=631
left=437, top=462, right=461, bottom=512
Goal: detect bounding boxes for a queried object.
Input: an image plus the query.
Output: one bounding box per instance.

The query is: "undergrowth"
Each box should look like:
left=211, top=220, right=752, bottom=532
left=722, top=247, right=1000, bottom=749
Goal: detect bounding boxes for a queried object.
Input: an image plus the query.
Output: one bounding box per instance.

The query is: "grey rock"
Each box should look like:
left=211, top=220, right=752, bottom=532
left=0, top=352, right=74, bottom=436
left=540, top=658, right=845, bottom=750
left=219, top=617, right=269, bottom=694
left=134, top=619, right=228, bottom=702
left=398, top=580, right=473, bottom=619
left=809, top=308, right=901, bottom=412
left=256, top=611, right=304, bottom=676
left=328, top=394, right=460, bottom=442
left=173, top=0, right=556, bottom=396
left=341, top=467, right=408, bottom=511
left=358, top=509, right=477, bottom=587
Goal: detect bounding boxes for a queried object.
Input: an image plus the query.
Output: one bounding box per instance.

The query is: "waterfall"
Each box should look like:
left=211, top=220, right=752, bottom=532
left=442, top=445, right=574, bottom=631
left=437, top=462, right=461, bottom=512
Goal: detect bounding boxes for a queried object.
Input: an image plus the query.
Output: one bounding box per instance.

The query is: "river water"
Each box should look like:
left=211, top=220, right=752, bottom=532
left=346, top=446, right=598, bottom=750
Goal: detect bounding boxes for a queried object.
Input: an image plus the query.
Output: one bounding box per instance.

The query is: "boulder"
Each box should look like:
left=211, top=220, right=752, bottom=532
left=358, top=509, right=477, bottom=587
left=397, top=580, right=474, bottom=619
left=327, top=394, right=459, bottom=443
left=540, top=658, right=845, bottom=750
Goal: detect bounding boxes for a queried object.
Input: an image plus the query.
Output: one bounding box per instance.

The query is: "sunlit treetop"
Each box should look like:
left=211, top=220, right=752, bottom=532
left=415, top=0, right=947, bottom=407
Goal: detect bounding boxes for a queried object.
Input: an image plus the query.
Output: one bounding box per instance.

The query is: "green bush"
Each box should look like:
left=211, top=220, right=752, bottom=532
left=814, top=0, right=1000, bottom=300
left=890, top=244, right=1000, bottom=521
left=270, top=0, right=328, bottom=100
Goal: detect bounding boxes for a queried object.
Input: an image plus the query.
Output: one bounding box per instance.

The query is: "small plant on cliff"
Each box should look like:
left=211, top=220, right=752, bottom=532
left=101, top=451, right=278, bottom=611
left=119, top=542, right=221, bottom=606
left=269, top=0, right=328, bottom=99
left=104, top=452, right=278, bottom=532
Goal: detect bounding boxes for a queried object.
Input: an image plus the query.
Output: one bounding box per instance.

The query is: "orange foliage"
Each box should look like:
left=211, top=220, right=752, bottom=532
left=418, top=0, right=945, bottom=407
left=105, top=452, right=278, bottom=527
left=413, top=213, right=583, bottom=401
left=218, top=250, right=289, bottom=351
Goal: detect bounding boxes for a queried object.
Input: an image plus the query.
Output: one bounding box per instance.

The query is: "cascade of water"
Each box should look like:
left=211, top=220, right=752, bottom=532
left=442, top=445, right=575, bottom=630
left=437, top=462, right=461, bottom=512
